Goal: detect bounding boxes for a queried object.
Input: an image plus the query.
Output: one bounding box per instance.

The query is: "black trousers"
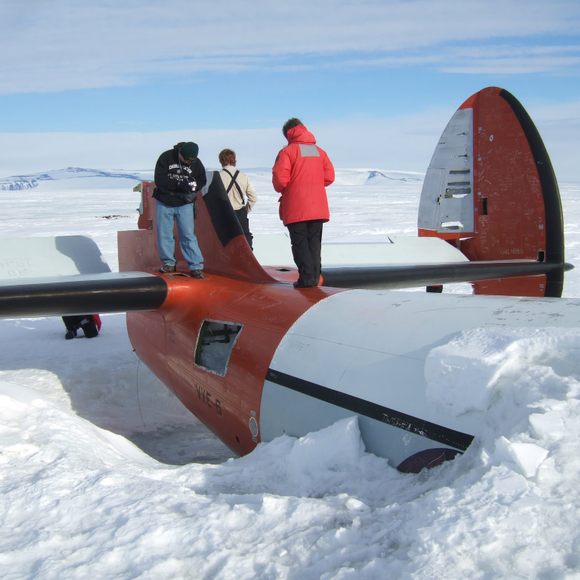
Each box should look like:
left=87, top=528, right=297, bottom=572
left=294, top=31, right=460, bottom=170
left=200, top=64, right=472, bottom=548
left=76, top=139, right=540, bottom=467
left=235, top=207, right=253, bottom=250
left=287, top=220, right=324, bottom=286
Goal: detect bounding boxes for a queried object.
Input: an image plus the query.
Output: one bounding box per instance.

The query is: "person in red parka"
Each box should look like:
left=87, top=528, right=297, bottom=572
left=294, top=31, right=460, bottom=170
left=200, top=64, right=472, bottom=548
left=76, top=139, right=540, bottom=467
left=272, top=118, right=335, bottom=288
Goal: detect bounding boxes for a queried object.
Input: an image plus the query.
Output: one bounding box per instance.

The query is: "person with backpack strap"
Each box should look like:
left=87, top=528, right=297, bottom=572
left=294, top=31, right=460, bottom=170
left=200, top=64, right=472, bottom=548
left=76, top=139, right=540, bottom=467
left=218, top=148, right=257, bottom=249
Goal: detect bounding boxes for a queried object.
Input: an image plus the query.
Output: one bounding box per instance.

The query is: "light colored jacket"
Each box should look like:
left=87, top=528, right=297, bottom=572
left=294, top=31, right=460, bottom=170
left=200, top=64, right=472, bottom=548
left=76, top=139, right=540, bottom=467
left=219, top=166, right=257, bottom=211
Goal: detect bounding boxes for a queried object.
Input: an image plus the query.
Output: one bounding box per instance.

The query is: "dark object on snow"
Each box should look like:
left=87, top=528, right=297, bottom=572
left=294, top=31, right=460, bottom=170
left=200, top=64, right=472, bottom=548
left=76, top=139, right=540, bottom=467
left=62, top=314, right=102, bottom=339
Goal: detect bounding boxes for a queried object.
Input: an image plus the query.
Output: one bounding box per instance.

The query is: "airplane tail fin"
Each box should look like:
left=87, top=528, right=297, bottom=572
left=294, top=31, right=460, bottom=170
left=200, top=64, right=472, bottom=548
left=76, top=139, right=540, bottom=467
left=418, top=86, right=565, bottom=297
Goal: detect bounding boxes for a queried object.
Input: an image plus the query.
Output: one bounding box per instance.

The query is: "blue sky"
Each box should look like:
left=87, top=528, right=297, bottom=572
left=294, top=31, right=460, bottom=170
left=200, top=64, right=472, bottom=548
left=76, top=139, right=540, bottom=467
left=1, top=0, right=580, bottom=179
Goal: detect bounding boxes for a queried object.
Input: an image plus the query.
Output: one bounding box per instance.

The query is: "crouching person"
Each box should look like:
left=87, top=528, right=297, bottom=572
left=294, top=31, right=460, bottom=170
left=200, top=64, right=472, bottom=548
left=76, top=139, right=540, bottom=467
left=62, top=315, right=102, bottom=340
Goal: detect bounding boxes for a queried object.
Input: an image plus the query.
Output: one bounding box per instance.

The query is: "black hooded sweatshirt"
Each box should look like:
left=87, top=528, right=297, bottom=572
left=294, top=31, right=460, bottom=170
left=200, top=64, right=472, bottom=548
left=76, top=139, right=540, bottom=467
left=153, top=143, right=207, bottom=207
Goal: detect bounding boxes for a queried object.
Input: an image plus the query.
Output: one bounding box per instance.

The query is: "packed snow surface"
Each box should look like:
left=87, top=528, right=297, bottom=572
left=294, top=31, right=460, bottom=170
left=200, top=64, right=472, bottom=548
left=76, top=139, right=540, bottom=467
left=1, top=168, right=580, bottom=579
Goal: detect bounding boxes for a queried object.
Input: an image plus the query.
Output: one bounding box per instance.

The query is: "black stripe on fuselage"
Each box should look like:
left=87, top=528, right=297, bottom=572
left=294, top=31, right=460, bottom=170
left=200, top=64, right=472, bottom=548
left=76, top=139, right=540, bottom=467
left=266, top=368, right=474, bottom=452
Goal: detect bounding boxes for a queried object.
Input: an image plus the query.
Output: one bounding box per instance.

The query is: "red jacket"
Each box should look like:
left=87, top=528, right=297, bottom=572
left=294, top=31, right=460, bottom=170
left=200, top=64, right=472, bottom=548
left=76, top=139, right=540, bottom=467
left=272, top=125, right=335, bottom=226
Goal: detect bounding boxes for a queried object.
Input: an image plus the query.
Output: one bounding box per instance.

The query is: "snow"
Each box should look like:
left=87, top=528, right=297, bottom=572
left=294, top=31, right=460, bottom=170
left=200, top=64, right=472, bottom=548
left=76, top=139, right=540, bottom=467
left=1, top=168, right=580, bottom=578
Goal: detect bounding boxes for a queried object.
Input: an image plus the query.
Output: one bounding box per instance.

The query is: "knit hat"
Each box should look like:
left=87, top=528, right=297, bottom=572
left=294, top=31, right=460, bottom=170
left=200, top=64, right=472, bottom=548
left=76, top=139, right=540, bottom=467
left=180, top=142, right=199, bottom=161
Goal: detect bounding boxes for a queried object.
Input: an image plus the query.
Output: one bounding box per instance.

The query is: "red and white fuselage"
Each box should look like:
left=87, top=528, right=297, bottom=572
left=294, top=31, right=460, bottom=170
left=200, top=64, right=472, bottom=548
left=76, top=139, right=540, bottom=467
left=0, top=86, right=572, bottom=473
left=119, top=85, right=571, bottom=473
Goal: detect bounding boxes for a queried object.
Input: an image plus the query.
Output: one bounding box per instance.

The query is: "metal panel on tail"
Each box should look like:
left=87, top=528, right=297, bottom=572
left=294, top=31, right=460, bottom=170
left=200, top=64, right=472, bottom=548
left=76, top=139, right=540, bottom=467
left=418, top=108, right=474, bottom=238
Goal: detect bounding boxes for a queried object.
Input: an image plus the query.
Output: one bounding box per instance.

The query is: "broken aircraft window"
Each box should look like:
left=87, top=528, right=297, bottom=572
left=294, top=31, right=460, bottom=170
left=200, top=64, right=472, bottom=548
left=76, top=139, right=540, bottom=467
left=195, top=320, right=242, bottom=375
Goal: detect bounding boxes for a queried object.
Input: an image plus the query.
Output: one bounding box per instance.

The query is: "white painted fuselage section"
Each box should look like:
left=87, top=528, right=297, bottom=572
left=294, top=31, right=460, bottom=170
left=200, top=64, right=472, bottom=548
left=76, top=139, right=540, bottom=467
left=260, top=289, right=579, bottom=467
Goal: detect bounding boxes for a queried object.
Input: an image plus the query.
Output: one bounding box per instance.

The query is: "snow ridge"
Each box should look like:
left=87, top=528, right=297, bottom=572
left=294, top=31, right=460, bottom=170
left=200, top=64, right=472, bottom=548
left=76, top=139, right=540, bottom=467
left=0, top=167, right=144, bottom=191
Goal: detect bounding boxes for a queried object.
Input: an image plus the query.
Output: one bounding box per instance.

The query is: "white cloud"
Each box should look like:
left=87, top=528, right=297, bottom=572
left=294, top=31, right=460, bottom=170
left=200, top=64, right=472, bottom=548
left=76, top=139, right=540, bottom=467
left=441, top=45, right=580, bottom=75
left=2, top=99, right=577, bottom=181
left=526, top=100, right=580, bottom=182
left=0, top=128, right=281, bottom=176
left=1, top=0, right=580, bottom=94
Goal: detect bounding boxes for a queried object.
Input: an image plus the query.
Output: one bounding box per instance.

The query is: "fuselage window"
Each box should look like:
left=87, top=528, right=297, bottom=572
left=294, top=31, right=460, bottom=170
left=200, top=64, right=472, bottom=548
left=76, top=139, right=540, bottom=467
left=195, top=320, right=242, bottom=376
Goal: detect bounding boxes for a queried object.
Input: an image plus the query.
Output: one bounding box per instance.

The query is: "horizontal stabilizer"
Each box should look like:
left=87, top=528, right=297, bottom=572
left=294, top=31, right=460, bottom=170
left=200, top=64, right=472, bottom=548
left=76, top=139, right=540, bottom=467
left=254, top=234, right=468, bottom=269
left=322, top=260, right=572, bottom=290
left=0, top=272, right=167, bottom=318
left=0, top=235, right=111, bottom=279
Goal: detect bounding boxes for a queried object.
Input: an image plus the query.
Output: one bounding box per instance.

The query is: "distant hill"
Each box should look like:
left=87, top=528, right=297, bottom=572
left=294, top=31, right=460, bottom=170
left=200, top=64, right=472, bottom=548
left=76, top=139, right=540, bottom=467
left=0, top=167, right=149, bottom=191
left=365, top=170, right=423, bottom=183
left=329, top=169, right=424, bottom=186
left=0, top=166, right=423, bottom=192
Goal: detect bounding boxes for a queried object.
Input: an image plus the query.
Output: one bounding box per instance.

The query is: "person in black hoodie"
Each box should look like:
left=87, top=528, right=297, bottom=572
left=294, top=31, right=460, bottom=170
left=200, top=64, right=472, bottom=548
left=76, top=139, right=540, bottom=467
left=153, top=141, right=206, bottom=278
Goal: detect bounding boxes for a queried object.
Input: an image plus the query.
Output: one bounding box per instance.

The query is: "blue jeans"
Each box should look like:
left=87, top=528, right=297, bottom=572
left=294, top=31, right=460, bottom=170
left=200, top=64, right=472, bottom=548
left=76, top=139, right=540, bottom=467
left=156, top=200, right=203, bottom=270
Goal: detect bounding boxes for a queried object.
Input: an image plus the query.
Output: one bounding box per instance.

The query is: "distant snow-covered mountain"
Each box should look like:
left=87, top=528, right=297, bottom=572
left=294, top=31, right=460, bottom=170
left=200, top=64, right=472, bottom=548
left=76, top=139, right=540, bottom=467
left=0, top=166, right=427, bottom=195
left=366, top=169, right=423, bottom=182
left=0, top=167, right=424, bottom=192
left=328, top=168, right=423, bottom=187
left=0, top=167, right=149, bottom=191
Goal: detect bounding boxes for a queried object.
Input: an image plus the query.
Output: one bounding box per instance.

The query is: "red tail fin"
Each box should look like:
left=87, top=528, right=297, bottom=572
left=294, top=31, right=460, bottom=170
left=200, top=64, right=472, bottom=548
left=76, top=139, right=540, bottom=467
left=418, top=86, right=564, bottom=297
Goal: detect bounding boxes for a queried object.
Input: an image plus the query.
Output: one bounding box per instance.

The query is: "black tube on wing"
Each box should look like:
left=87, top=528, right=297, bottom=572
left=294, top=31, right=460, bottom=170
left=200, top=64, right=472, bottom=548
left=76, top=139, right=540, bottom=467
left=322, top=260, right=572, bottom=290
left=0, top=272, right=168, bottom=318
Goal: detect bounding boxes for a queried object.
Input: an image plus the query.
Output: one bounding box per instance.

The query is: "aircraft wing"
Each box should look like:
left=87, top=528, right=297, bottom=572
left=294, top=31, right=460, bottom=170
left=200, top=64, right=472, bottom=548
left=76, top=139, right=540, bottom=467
left=252, top=233, right=571, bottom=290
left=0, top=235, right=166, bottom=318
left=0, top=230, right=572, bottom=319
left=321, top=259, right=571, bottom=290
left=0, top=259, right=569, bottom=318
left=253, top=234, right=469, bottom=268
